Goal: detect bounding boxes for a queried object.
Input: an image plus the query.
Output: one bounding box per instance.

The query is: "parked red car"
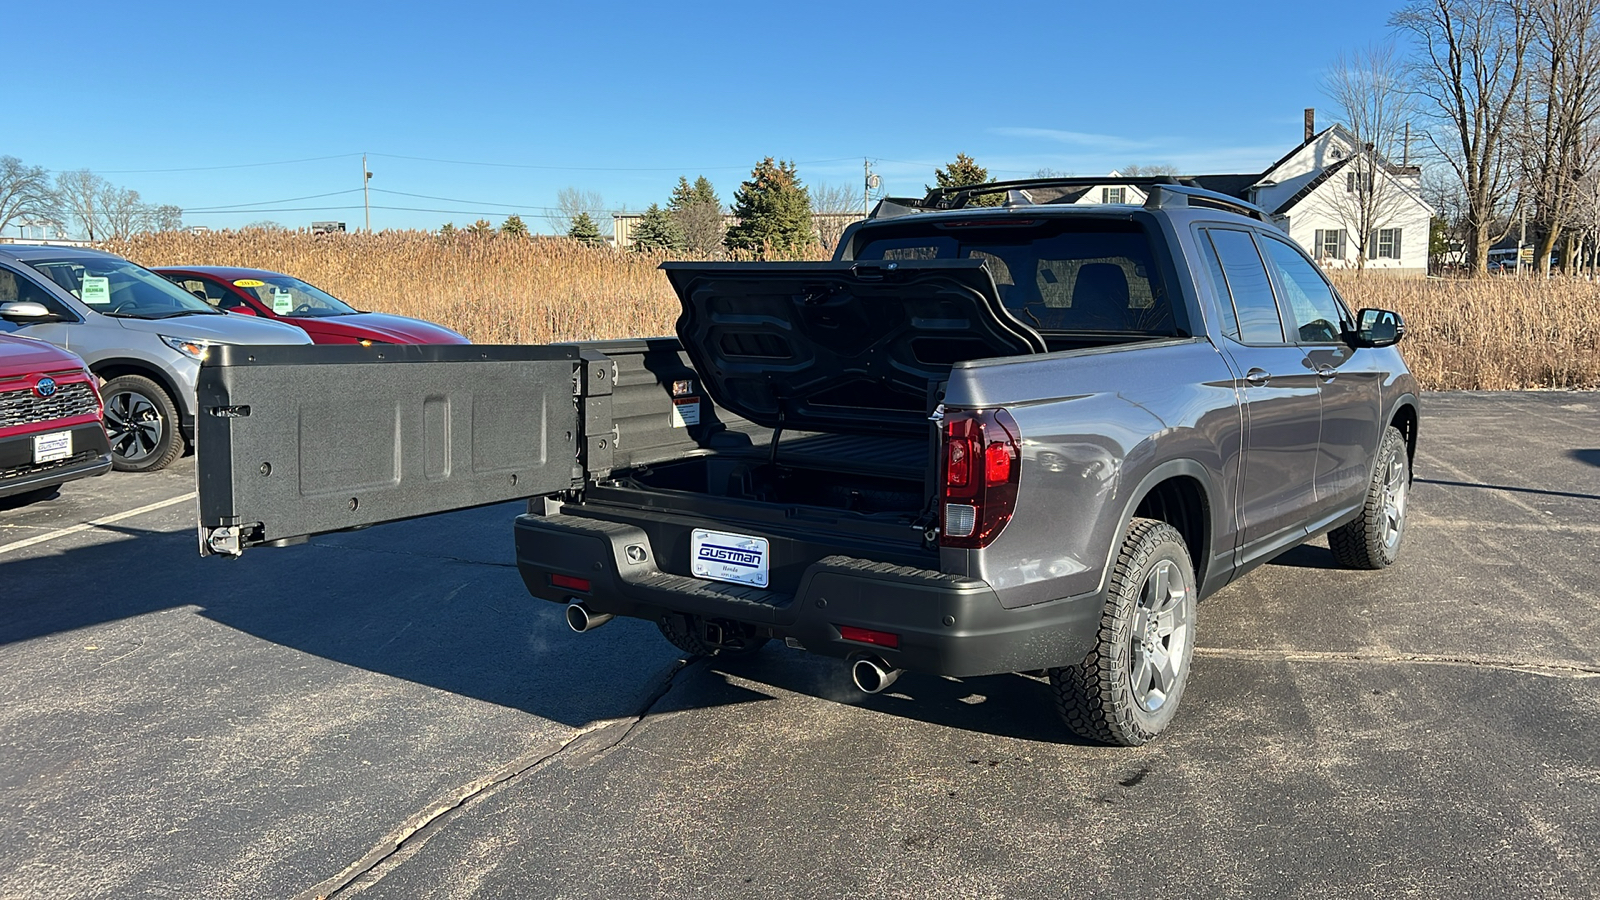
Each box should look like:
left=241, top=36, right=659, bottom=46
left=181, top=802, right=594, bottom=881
left=153, top=267, right=469, bottom=345
left=0, top=333, right=112, bottom=502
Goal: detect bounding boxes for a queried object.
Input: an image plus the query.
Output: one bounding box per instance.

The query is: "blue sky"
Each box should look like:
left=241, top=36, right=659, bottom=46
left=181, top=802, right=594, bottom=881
left=8, top=0, right=1405, bottom=234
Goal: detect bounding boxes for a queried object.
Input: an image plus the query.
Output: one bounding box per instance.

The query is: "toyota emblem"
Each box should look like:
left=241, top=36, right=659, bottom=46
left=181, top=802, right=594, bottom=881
left=33, top=376, right=57, bottom=398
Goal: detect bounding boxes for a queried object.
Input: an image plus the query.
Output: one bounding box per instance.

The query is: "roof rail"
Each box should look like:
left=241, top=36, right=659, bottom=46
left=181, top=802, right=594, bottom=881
left=877, top=176, right=1268, bottom=222
left=1142, top=184, right=1268, bottom=222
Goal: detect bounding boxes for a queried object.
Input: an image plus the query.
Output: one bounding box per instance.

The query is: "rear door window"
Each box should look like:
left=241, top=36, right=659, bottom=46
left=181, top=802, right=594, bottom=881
left=1204, top=228, right=1286, bottom=344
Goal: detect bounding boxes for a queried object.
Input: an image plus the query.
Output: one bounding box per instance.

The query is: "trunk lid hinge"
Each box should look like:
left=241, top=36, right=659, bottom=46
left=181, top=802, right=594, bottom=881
left=576, top=351, right=617, bottom=482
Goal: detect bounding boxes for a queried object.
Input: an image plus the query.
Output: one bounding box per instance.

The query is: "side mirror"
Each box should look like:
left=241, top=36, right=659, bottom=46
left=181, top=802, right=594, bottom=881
left=1346, top=308, right=1404, bottom=348
left=0, top=301, right=58, bottom=323
left=226, top=305, right=259, bottom=316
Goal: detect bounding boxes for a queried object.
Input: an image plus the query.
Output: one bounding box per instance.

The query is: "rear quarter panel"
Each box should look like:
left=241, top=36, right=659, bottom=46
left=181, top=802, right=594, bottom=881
left=941, top=338, right=1244, bottom=608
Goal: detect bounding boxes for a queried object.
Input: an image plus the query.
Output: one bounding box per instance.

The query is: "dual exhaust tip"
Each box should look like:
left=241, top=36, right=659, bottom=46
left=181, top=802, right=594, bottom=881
left=568, top=603, right=902, bottom=695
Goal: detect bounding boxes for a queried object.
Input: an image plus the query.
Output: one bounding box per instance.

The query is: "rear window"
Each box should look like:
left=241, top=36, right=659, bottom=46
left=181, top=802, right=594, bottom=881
left=854, top=219, right=1173, bottom=334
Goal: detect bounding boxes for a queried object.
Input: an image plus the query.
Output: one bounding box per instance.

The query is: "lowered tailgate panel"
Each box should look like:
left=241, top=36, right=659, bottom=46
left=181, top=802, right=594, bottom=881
left=196, top=344, right=581, bottom=555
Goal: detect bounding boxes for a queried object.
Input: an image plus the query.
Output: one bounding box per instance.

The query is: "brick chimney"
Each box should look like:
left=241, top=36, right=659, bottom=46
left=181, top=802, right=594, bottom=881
left=1304, top=108, right=1316, bottom=143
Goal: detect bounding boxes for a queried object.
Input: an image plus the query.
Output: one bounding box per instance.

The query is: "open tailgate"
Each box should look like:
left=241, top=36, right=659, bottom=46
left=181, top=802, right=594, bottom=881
left=196, top=344, right=583, bottom=556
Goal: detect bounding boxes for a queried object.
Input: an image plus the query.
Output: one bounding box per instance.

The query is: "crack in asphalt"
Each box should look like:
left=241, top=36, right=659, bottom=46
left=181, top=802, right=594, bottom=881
left=301, top=657, right=697, bottom=899
left=1195, top=646, right=1600, bottom=678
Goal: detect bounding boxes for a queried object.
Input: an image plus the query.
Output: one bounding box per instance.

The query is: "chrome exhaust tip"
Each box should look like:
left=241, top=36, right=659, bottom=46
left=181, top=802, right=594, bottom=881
left=850, top=655, right=903, bottom=694
left=565, top=602, right=613, bottom=633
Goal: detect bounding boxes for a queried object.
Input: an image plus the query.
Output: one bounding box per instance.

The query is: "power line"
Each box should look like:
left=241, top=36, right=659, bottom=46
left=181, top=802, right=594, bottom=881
left=184, top=189, right=365, bottom=212
left=367, top=152, right=863, bottom=172
left=99, top=153, right=363, bottom=174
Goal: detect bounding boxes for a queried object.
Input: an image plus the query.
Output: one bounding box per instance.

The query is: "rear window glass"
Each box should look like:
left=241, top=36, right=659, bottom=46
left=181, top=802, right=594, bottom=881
left=855, top=220, right=1172, bottom=334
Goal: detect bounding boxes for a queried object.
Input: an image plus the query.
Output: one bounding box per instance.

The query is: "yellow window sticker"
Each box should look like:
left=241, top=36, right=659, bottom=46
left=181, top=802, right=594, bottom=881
left=232, top=279, right=265, bottom=288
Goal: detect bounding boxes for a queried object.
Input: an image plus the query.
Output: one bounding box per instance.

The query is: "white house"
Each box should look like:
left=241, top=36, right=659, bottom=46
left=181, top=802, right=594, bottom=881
left=1070, top=124, right=1435, bottom=275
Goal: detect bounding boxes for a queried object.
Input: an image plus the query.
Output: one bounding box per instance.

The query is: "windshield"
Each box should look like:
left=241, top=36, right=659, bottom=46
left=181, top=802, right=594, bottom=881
left=854, top=220, right=1173, bottom=334
left=236, top=275, right=358, bottom=318
left=27, top=257, right=223, bottom=319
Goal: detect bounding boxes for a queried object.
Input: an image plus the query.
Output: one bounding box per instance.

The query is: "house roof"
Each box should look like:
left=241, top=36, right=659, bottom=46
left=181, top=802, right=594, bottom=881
left=1271, top=156, right=1354, bottom=215
left=1185, top=174, right=1260, bottom=200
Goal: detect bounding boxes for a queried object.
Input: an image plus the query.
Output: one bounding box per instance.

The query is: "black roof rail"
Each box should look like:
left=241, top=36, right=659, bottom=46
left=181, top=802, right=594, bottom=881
left=1142, top=184, right=1269, bottom=222
left=877, top=176, right=1269, bottom=222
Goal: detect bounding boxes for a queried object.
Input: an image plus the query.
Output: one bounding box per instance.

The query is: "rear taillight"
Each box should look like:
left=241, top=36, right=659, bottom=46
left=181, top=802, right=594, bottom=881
left=940, top=408, right=1020, bottom=549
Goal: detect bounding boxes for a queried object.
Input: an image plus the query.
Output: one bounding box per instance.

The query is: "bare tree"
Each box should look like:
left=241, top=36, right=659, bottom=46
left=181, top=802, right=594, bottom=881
left=98, top=185, right=147, bottom=240
left=55, top=169, right=108, bottom=240
left=547, top=187, right=609, bottom=237
left=1313, top=44, right=1419, bottom=271
left=0, top=156, right=58, bottom=236
left=1392, top=0, right=1533, bottom=276
left=149, top=204, right=184, bottom=232
left=1118, top=164, right=1181, bottom=177
left=1514, top=0, right=1600, bottom=274
left=808, top=182, right=863, bottom=251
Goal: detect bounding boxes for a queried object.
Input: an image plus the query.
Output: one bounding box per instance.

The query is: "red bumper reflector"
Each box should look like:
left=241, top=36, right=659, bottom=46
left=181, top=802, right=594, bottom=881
left=549, top=574, right=591, bottom=592
left=837, top=625, right=900, bottom=649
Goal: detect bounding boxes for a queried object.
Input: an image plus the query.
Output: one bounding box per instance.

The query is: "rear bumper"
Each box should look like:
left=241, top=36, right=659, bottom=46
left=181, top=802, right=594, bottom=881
left=0, top=423, right=113, bottom=498
left=515, top=511, right=1103, bottom=677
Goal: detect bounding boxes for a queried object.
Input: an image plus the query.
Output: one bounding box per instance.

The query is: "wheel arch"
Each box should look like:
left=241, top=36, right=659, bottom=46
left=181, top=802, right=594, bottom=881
left=89, top=360, right=189, bottom=425
left=1104, top=459, right=1220, bottom=598
left=1387, top=394, right=1419, bottom=464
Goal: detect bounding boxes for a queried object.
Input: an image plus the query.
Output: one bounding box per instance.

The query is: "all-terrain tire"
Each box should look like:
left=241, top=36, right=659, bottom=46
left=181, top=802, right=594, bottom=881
left=101, top=374, right=183, bottom=472
left=1049, top=518, right=1198, bottom=747
left=1328, top=426, right=1410, bottom=570
left=657, top=614, right=768, bottom=657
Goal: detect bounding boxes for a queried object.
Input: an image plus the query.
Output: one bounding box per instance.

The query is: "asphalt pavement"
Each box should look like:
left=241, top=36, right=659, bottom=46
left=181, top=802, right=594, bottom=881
left=1, top=392, right=1597, bottom=899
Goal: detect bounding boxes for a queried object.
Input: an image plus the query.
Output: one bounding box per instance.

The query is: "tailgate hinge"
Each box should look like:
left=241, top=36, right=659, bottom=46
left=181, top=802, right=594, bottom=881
left=576, top=350, right=617, bottom=480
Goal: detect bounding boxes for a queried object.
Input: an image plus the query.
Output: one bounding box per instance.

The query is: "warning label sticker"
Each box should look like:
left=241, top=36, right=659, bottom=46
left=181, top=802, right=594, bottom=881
left=670, top=396, right=701, bottom=428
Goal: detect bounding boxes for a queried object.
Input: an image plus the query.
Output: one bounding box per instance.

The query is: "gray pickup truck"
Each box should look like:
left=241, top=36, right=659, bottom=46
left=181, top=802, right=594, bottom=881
left=194, top=177, right=1417, bottom=746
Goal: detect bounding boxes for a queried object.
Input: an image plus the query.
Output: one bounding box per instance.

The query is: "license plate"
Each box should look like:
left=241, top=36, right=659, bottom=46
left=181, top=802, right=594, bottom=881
left=690, top=529, right=770, bottom=588
left=33, top=431, right=71, bottom=464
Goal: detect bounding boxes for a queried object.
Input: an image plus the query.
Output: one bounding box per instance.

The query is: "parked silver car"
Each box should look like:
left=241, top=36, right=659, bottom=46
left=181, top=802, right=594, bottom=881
left=0, top=245, right=311, bottom=471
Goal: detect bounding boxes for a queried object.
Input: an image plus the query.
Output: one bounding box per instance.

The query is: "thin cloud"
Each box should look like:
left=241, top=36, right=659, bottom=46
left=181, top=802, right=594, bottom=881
left=990, top=127, right=1159, bottom=152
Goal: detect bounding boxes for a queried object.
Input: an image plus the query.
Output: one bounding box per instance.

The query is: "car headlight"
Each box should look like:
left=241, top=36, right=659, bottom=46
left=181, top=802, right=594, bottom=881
left=160, top=335, right=217, bottom=361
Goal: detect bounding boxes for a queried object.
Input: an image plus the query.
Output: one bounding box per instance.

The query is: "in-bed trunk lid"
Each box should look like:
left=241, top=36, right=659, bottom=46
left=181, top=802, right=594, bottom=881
left=662, top=260, right=1045, bottom=437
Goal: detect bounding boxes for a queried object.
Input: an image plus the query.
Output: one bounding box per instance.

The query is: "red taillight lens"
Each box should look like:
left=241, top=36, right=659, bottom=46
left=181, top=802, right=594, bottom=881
left=548, top=574, right=591, bottom=592
left=838, top=625, right=900, bottom=649
left=940, top=408, right=1020, bottom=549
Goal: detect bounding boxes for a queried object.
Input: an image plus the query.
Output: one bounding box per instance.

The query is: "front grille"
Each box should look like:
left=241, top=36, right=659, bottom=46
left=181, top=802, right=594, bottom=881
left=0, top=448, right=101, bottom=482
left=0, top=382, right=99, bottom=430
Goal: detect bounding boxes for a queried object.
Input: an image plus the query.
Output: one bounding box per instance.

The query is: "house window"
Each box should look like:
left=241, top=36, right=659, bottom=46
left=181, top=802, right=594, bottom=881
left=1313, top=229, right=1347, bottom=260
left=1345, top=171, right=1374, bottom=194
left=1372, top=228, right=1402, bottom=259
left=1102, top=187, right=1126, bottom=204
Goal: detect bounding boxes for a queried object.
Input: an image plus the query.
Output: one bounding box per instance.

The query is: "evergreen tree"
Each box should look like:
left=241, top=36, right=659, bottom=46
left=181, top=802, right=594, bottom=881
left=929, top=153, right=1002, bottom=206
left=438, top=222, right=456, bottom=236
left=726, top=158, right=814, bottom=254
left=467, top=218, right=494, bottom=235
left=568, top=212, right=603, bottom=244
left=500, top=214, right=528, bottom=237
left=631, top=203, right=685, bottom=253
left=669, top=175, right=725, bottom=256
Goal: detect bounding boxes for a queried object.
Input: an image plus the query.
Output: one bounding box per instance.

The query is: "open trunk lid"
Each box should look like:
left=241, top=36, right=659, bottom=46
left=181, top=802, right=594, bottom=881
left=663, top=260, right=1045, bottom=437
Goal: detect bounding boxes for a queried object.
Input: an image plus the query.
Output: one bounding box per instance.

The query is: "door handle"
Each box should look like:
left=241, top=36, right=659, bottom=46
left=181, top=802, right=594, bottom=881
left=1244, top=368, right=1271, bottom=386
left=1316, top=365, right=1337, bottom=380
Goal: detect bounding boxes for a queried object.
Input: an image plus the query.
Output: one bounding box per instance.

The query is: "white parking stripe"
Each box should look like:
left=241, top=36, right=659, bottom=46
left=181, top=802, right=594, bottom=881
left=0, top=492, right=197, bottom=556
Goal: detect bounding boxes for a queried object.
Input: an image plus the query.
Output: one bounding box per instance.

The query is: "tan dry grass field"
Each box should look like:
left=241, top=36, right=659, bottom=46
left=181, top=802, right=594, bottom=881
left=107, top=229, right=1600, bottom=391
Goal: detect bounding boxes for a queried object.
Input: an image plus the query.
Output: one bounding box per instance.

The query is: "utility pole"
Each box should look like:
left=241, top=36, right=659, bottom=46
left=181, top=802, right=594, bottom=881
left=363, top=154, right=372, bottom=233
left=1518, top=205, right=1527, bottom=276
left=864, top=158, right=871, bottom=217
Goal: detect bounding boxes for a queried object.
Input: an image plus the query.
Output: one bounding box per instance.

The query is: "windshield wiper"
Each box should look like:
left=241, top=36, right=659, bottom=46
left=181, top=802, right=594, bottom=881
left=144, top=309, right=223, bottom=319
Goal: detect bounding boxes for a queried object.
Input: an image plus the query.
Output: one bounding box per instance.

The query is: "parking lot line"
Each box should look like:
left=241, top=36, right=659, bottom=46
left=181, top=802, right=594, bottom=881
left=0, top=492, right=197, bottom=556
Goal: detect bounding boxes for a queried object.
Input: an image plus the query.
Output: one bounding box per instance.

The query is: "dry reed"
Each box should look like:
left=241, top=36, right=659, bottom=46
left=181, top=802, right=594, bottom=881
left=106, top=231, right=1600, bottom=391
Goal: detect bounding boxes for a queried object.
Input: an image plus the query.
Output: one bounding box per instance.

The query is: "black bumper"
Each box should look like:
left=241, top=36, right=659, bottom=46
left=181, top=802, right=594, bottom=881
left=0, top=424, right=112, bottom=499
left=514, top=511, right=1103, bottom=678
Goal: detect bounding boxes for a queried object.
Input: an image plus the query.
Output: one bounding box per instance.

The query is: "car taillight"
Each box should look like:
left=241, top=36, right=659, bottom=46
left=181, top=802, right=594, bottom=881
left=940, top=408, right=1020, bottom=549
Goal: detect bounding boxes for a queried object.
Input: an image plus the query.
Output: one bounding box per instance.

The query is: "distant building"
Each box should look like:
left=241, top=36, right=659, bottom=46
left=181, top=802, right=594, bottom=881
left=311, top=221, right=347, bottom=235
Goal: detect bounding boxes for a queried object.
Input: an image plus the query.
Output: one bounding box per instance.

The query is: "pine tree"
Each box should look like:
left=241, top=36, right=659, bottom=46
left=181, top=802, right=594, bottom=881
left=726, top=158, right=814, bottom=255
left=467, top=218, right=494, bottom=235
left=438, top=222, right=456, bottom=236
left=500, top=214, right=528, bottom=237
left=568, top=212, right=603, bottom=244
left=929, top=153, right=1002, bottom=206
left=669, top=175, right=725, bottom=256
left=631, top=203, right=685, bottom=253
